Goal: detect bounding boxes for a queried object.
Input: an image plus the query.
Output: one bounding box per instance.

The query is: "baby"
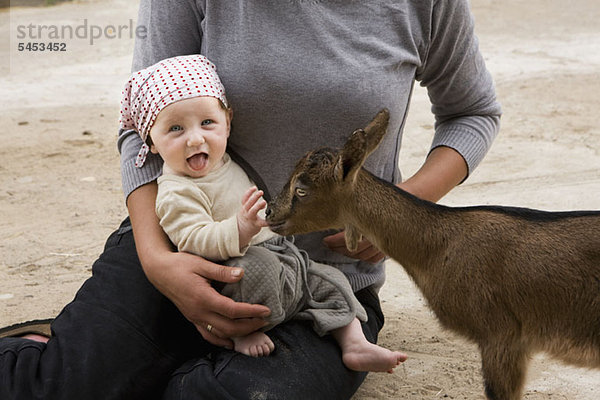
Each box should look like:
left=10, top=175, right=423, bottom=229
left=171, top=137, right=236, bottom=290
left=119, top=54, right=406, bottom=373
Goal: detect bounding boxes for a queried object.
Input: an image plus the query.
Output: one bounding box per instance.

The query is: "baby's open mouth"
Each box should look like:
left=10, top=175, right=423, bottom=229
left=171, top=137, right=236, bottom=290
left=187, top=153, right=208, bottom=171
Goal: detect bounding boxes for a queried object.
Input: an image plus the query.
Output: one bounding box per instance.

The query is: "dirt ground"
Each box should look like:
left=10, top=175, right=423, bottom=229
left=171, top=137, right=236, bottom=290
left=1, top=0, right=599, bottom=398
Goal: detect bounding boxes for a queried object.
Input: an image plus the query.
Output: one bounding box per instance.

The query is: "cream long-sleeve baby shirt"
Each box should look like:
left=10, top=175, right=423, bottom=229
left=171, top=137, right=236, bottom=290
left=156, top=153, right=276, bottom=261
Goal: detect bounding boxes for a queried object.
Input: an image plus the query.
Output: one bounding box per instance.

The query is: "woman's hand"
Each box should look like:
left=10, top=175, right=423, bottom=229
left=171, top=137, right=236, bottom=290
left=127, top=182, right=270, bottom=348
left=322, top=231, right=386, bottom=264
left=144, top=249, right=271, bottom=348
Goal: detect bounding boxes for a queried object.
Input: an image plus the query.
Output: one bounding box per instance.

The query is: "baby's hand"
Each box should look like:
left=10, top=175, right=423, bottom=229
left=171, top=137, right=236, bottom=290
left=237, top=186, right=269, bottom=246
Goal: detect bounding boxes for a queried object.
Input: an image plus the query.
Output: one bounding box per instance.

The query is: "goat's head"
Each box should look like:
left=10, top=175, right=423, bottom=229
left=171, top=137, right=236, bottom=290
left=266, top=108, right=390, bottom=239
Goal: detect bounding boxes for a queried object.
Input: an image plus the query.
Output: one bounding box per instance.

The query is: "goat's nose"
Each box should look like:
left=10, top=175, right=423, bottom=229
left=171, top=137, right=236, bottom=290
left=264, top=207, right=272, bottom=218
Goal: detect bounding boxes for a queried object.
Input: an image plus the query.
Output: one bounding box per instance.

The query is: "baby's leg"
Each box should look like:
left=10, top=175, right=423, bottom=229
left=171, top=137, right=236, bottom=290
left=332, top=318, right=407, bottom=373
left=233, top=332, right=275, bottom=357
left=222, top=246, right=287, bottom=330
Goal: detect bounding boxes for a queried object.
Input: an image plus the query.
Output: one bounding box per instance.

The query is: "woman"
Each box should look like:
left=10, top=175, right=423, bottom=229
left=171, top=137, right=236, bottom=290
left=0, top=1, right=500, bottom=399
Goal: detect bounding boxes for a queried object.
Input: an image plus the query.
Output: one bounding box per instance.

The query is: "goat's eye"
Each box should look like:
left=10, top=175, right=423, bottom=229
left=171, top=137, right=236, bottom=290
left=295, top=187, right=307, bottom=197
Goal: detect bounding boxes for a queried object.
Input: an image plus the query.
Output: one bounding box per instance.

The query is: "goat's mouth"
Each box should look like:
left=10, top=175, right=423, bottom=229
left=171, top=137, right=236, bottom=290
left=266, top=220, right=290, bottom=235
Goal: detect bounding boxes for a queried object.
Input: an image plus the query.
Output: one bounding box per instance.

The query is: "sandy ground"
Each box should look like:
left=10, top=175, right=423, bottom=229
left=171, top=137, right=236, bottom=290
left=1, top=0, right=599, bottom=398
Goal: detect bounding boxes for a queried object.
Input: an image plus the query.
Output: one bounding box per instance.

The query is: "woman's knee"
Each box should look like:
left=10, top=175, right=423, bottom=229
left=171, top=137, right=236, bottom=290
left=164, top=321, right=366, bottom=400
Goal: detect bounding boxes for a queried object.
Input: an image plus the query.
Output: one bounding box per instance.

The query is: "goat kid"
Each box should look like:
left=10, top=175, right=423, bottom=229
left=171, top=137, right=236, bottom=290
left=265, top=109, right=600, bottom=400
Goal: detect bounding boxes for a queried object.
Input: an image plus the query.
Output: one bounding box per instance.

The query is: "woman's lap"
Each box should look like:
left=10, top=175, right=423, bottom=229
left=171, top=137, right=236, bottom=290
left=165, top=287, right=384, bottom=400
left=0, top=219, right=384, bottom=399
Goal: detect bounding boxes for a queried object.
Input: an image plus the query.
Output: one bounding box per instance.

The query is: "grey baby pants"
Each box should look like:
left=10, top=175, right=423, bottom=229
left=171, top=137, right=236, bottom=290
left=222, top=236, right=367, bottom=336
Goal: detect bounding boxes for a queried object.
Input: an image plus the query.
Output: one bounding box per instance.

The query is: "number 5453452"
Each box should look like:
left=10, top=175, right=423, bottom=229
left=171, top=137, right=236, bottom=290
left=17, top=42, right=67, bottom=52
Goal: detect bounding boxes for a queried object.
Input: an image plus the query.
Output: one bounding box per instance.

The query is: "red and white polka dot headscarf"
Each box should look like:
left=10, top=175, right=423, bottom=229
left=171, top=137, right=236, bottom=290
left=119, top=54, right=228, bottom=168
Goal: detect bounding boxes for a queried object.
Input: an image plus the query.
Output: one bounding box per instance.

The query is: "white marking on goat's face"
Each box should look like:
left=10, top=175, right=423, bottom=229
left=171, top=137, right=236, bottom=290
left=267, top=149, right=348, bottom=236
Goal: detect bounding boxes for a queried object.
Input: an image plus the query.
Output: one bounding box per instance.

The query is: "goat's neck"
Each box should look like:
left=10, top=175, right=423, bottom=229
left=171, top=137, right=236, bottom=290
left=345, top=170, right=454, bottom=280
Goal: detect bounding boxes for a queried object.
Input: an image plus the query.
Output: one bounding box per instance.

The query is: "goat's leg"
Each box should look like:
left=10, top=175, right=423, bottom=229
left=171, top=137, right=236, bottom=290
left=479, top=341, right=528, bottom=400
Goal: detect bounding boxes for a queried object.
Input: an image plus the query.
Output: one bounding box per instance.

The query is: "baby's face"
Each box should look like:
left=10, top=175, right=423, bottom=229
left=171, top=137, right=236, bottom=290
left=149, top=96, right=231, bottom=178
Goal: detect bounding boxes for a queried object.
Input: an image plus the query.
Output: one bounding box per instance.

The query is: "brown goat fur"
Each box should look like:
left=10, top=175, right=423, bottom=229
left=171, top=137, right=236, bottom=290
left=266, top=109, right=600, bottom=400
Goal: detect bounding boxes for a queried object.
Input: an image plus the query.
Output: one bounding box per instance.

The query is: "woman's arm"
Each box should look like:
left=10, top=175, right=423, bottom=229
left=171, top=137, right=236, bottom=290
left=326, top=1, right=499, bottom=262
left=398, top=146, right=467, bottom=203
left=127, top=182, right=270, bottom=348
left=417, top=0, right=501, bottom=176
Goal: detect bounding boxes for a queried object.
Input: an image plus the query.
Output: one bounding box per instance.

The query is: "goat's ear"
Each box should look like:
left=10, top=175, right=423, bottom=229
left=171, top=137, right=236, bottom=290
left=338, top=128, right=368, bottom=182
left=362, top=108, right=390, bottom=155
left=338, top=109, right=390, bottom=182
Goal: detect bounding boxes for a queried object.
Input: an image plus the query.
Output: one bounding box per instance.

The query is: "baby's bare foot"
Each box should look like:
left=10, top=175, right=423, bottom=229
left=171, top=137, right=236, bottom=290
left=233, top=332, right=275, bottom=357
left=333, top=318, right=407, bottom=373
left=342, top=341, right=407, bottom=373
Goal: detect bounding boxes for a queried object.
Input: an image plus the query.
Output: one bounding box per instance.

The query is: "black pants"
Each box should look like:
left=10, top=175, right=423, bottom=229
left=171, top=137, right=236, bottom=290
left=0, top=219, right=384, bottom=400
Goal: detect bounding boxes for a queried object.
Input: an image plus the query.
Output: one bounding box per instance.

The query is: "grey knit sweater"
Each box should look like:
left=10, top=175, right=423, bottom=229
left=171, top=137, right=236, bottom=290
left=119, top=0, right=501, bottom=291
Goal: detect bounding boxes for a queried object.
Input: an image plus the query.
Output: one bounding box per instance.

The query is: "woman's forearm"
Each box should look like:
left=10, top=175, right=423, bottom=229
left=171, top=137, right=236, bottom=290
left=399, top=146, right=468, bottom=203
left=126, top=182, right=173, bottom=283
